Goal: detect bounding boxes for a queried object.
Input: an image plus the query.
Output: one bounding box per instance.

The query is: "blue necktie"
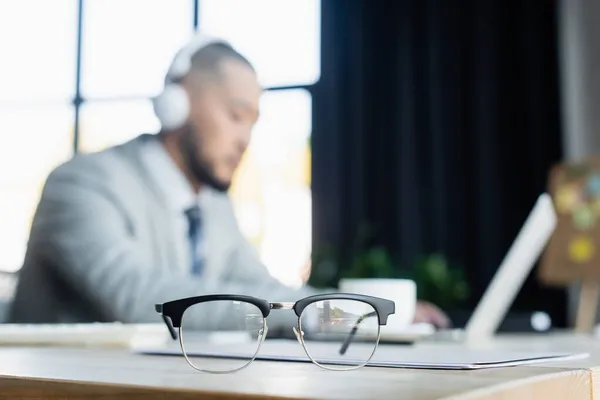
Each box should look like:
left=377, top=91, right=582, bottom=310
left=185, top=205, right=204, bottom=275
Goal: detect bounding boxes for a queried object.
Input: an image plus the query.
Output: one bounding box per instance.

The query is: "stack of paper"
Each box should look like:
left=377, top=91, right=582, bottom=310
left=138, top=338, right=589, bottom=370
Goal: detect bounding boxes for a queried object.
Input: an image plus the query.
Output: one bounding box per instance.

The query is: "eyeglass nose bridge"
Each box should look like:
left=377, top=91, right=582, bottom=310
left=270, top=302, right=296, bottom=311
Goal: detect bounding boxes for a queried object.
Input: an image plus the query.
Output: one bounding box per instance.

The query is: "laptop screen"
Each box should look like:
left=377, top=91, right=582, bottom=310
left=463, top=193, right=557, bottom=341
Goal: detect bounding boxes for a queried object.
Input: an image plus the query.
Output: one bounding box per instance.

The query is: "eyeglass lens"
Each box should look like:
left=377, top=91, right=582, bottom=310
left=180, top=300, right=266, bottom=373
left=299, top=299, right=380, bottom=370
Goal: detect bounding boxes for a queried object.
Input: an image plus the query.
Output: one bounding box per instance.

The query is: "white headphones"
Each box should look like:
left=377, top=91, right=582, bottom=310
left=152, top=32, right=231, bottom=131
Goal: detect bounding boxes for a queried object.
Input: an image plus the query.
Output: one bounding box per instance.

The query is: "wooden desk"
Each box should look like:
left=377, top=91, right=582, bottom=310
left=0, top=334, right=597, bottom=400
left=460, top=332, right=600, bottom=399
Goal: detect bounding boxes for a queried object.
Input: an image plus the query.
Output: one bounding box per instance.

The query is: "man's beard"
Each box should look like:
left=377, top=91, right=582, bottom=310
left=179, top=125, right=231, bottom=193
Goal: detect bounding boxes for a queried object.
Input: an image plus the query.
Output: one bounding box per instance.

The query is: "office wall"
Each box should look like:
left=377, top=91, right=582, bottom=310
left=559, top=0, right=600, bottom=159
left=557, top=0, right=600, bottom=324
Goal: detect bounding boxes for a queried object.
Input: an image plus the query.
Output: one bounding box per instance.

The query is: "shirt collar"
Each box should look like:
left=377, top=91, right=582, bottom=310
left=140, top=135, right=198, bottom=213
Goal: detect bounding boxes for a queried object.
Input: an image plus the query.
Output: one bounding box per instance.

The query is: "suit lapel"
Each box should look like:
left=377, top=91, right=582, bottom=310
left=115, top=134, right=188, bottom=274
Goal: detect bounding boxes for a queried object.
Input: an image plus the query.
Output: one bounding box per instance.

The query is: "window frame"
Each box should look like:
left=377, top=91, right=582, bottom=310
left=0, top=0, right=320, bottom=275
left=72, top=0, right=320, bottom=153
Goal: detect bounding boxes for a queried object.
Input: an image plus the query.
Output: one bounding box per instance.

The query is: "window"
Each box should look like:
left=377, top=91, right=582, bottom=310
left=81, top=0, right=194, bottom=99
left=199, top=0, right=321, bottom=286
left=0, top=0, right=320, bottom=285
left=230, top=89, right=312, bottom=287
left=0, top=0, right=77, bottom=103
left=78, top=100, right=160, bottom=153
left=0, top=0, right=77, bottom=272
left=0, top=105, right=74, bottom=272
left=198, top=0, right=321, bottom=88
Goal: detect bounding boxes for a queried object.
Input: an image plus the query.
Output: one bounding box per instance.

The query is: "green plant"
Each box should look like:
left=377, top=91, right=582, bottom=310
left=341, top=248, right=469, bottom=309
left=342, top=246, right=402, bottom=279
left=309, top=243, right=470, bottom=309
left=409, top=253, right=469, bottom=309
left=309, top=221, right=470, bottom=309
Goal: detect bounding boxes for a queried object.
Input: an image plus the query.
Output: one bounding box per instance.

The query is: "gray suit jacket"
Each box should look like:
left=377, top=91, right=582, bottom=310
left=8, top=134, right=320, bottom=331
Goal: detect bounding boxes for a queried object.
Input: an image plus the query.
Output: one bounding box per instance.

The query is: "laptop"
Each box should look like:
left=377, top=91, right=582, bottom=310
left=431, top=192, right=557, bottom=343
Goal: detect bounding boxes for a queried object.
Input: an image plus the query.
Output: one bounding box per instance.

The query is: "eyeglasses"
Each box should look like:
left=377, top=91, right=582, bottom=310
left=155, top=293, right=395, bottom=373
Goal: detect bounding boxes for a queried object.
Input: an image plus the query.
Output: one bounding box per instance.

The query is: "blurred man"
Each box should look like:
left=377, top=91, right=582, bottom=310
left=8, top=32, right=449, bottom=330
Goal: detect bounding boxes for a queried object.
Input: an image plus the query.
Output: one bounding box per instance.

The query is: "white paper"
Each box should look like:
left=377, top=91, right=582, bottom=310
left=137, top=339, right=589, bottom=370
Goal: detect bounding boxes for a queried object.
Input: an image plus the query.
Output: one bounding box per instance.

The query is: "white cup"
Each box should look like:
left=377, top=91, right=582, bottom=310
left=338, top=278, right=416, bottom=334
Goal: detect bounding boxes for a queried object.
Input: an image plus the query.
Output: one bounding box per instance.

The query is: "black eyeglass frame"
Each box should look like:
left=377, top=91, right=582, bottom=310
left=155, top=292, right=395, bottom=372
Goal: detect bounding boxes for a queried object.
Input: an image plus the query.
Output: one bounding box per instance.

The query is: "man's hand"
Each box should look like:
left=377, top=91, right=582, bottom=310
left=414, top=300, right=451, bottom=329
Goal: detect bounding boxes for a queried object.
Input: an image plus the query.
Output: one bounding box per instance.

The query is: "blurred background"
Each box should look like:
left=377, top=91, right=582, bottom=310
left=1, top=0, right=599, bottom=329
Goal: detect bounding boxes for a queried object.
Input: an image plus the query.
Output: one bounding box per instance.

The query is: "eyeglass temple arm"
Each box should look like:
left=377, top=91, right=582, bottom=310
left=338, top=311, right=377, bottom=356
left=155, top=304, right=178, bottom=340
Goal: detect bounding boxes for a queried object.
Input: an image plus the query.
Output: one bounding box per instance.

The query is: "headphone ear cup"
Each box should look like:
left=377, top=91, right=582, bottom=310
left=152, top=84, right=190, bottom=131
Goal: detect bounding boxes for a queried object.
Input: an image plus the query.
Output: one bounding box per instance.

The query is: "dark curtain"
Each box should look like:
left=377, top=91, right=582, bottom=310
left=311, top=0, right=566, bottom=325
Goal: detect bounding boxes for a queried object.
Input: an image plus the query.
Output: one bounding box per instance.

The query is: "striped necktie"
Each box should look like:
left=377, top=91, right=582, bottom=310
left=184, top=205, right=204, bottom=275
